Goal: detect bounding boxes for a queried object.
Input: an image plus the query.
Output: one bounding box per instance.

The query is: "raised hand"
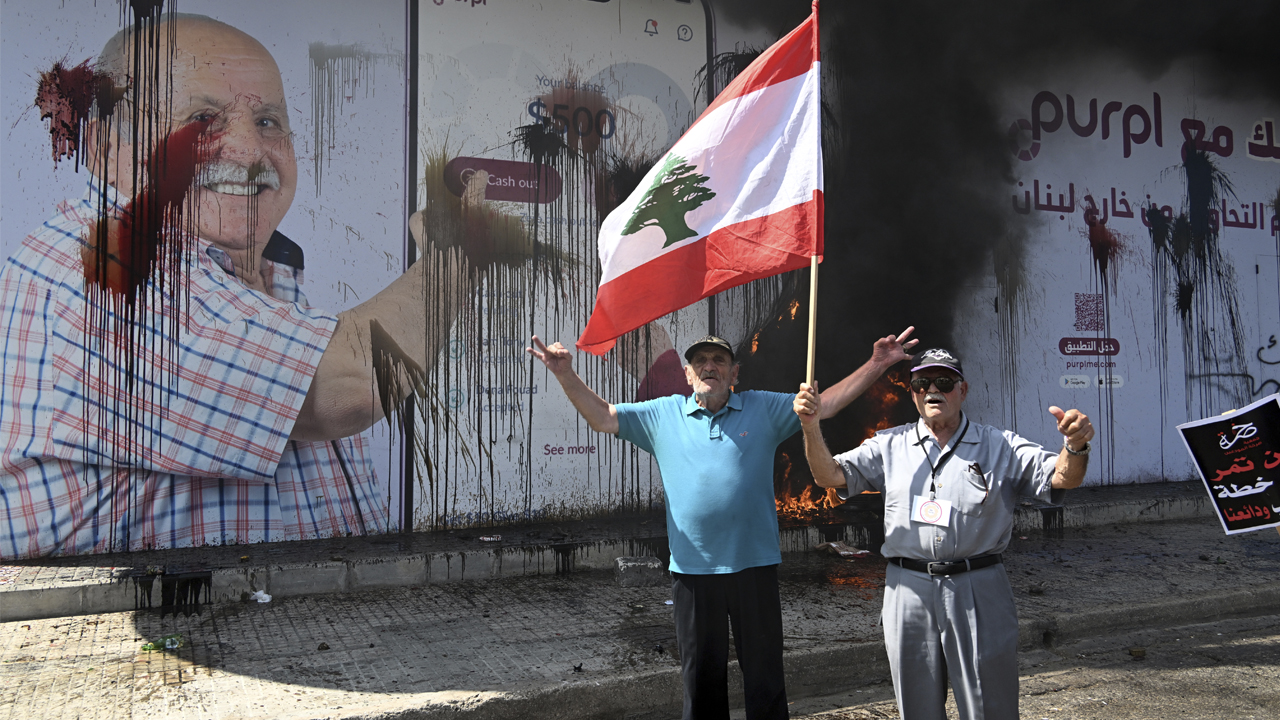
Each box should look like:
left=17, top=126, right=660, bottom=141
left=527, top=335, right=574, bottom=375
left=1048, top=406, right=1095, bottom=451
left=794, top=381, right=822, bottom=426
left=870, top=326, right=919, bottom=367
left=407, top=169, right=489, bottom=257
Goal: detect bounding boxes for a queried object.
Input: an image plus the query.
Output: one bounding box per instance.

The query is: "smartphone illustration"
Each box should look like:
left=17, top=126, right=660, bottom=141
left=410, top=0, right=714, bottom=528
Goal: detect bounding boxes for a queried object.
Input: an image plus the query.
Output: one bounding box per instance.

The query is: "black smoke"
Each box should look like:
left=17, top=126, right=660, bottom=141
left=714, top=0, right=1280, bottom=492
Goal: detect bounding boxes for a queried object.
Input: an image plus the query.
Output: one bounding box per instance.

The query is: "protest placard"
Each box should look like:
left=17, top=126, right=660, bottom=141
left=1178, top=395, right=1280, bottom=535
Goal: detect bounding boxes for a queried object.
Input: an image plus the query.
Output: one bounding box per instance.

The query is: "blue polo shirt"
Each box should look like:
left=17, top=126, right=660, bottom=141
left=615, top=390, right=801, bottom=574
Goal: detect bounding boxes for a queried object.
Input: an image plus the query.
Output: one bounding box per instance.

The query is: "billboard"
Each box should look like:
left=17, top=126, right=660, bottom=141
left=408, top=0, right=715, bottom=529
left=0, top=0, right=716, bottom=558
left=956, top=60, right=1280, bottom=486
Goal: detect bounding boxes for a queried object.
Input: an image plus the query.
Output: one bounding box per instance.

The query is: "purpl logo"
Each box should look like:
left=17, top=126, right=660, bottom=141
left=1010, top=90, right=1164, bottom=161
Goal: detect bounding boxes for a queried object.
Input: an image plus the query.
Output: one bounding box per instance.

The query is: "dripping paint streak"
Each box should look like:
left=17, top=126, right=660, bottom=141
left=1083, top=202, right=1129, bottom=482
left=307, top=43, right=381, bottom=196
left=1147, top=206, right=1173, bottom=479
left=1151, top=143, right=1250, bottom=419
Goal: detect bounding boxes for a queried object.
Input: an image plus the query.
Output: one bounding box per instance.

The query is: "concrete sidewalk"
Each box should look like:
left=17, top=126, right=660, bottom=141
left=0, top=481, right=1213, bottom=622
left=1, top=482, right=1278, bottom=720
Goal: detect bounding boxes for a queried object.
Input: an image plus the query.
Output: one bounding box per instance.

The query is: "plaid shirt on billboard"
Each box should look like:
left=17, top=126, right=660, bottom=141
left=0, top=179, right=389, bottom=559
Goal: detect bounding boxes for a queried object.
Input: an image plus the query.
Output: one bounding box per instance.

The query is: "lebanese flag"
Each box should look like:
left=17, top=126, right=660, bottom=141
left=576, top=4, right=823, bottom=355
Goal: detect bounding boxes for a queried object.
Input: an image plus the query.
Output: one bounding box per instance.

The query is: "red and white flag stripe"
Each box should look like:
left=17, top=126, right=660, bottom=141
left=577, top=6, right=823, bottom=355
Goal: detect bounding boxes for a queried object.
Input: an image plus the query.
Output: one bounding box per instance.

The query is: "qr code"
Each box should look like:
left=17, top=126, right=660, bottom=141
left=1074, top=293, right=1104, bottom=331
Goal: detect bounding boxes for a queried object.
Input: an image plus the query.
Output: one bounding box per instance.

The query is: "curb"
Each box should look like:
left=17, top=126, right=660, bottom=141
left=0, top=487, right=1214, bottom=623
left=1020, top=582, right=1280, bottom=648
left=0, top=537, right=667, bottom=622
left=1011, top=490, right=1212, bottom=534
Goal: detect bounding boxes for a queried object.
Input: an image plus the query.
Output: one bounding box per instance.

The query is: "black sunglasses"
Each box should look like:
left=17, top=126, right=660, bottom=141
left=910, top=376, right=960, bottom=393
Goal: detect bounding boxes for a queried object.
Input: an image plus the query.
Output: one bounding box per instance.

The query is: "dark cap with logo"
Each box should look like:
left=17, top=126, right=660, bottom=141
left=684, top=335, right=736, bottom=363
left=911, top=348, right=964, bottom=378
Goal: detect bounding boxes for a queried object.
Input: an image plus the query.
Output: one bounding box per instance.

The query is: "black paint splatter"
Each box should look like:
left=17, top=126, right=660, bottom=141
left=1154, top=143, right=1250, bottom=417
left=308, top=42, right=391, bottom=195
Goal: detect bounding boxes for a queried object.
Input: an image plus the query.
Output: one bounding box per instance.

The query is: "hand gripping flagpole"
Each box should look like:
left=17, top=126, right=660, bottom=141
left=805, top=0, right=821, bottom=387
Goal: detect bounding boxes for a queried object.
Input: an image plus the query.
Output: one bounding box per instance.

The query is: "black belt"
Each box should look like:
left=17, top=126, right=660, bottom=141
left=888, top=554, right=1002, bottom=576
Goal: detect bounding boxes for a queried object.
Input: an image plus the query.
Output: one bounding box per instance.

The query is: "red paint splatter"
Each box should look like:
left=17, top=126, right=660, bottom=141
left=82, top=120, right=215, bottom=301
left=35, top=60, right=120, bottom=167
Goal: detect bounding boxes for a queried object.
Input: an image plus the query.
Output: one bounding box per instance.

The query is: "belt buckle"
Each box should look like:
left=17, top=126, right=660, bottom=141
left=926, top=561, right=950, bottom=575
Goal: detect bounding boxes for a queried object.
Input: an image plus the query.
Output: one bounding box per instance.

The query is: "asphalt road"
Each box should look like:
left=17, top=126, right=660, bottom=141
left=776, top=614, right=1280, bottom=720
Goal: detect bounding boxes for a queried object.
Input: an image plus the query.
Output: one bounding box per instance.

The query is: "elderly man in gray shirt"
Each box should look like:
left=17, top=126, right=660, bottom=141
left=794, top=341, right=1094, bottom=720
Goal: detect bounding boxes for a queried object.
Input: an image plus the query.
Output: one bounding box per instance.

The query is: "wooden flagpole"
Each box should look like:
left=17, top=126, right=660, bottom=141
left=806, top=255, right=819, bottom=385
left=805, top=0, right=820, bottom=387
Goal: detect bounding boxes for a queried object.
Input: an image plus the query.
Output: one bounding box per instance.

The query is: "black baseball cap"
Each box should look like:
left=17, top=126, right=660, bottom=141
left=911, top=348, right=964, bottom=378
left=684, top=335, right=735, bottom=363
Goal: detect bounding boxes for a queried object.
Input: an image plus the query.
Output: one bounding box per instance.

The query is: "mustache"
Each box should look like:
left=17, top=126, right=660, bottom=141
left=196, top=161, right=281, bottom=190
left=925, top=392, right=946, bottom=402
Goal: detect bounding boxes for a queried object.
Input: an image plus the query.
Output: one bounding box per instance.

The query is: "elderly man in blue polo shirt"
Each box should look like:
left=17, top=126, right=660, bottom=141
left=794, top=346, right=1095, bottom=720
left=529, top=328, right=918, bottom=720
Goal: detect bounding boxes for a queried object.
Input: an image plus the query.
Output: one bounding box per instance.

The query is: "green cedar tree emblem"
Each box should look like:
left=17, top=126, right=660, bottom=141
left=621, top=154, right=716, bottom=247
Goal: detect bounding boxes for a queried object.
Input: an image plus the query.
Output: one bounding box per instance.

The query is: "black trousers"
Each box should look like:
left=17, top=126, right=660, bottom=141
left=672, top=564, right=788, bottom=720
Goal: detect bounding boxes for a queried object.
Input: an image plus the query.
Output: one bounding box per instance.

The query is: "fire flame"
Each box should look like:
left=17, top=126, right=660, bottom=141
left=788, top=299, right=800, bottom=320
left=773, top=372, right=909, bottom=520
left=776, top=483, right=845, bottom=517
left=774, top=451, right=843, bottom=518
left=860, top=376, right=905, bottom=439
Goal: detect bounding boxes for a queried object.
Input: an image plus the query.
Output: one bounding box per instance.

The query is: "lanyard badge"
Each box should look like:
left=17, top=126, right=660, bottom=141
left=911, top=494, right=953, bottom=526
left=911, top=419, right=967, bottom=527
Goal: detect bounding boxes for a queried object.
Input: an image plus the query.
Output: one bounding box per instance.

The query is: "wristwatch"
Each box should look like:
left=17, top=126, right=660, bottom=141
left=1064, top=438, right=1091, bottom=456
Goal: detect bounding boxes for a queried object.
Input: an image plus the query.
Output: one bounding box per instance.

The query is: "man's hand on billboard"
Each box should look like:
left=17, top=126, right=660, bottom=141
left=408, top=169, right=488, bottom=256
left=462, top=169, right=488, bottom=210
left=409, top=210, right=428, bottom=256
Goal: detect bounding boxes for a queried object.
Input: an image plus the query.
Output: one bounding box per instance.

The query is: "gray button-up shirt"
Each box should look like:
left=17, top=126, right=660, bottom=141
left=834, top=414, right=1059, bottom=561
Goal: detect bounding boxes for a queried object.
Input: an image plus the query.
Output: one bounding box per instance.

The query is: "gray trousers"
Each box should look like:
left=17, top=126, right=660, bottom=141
left=882, top=562, right=1020, bottom=720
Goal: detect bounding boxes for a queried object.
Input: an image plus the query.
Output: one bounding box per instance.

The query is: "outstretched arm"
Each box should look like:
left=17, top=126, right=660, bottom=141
left=818, top=326, right=918, bottom=418
left=794, top=383, right=848, bottom=488
left=1048, top=406, right=1095, bottom=489
left=291, top=170, right=499, bottom=442
left=527, top=336, right=619, bottom=434
left=290, top=210, right=468, bottom=442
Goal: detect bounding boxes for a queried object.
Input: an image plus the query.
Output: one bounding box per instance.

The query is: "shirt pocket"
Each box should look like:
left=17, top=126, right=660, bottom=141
left=953, top=467, right=991, bottom=516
